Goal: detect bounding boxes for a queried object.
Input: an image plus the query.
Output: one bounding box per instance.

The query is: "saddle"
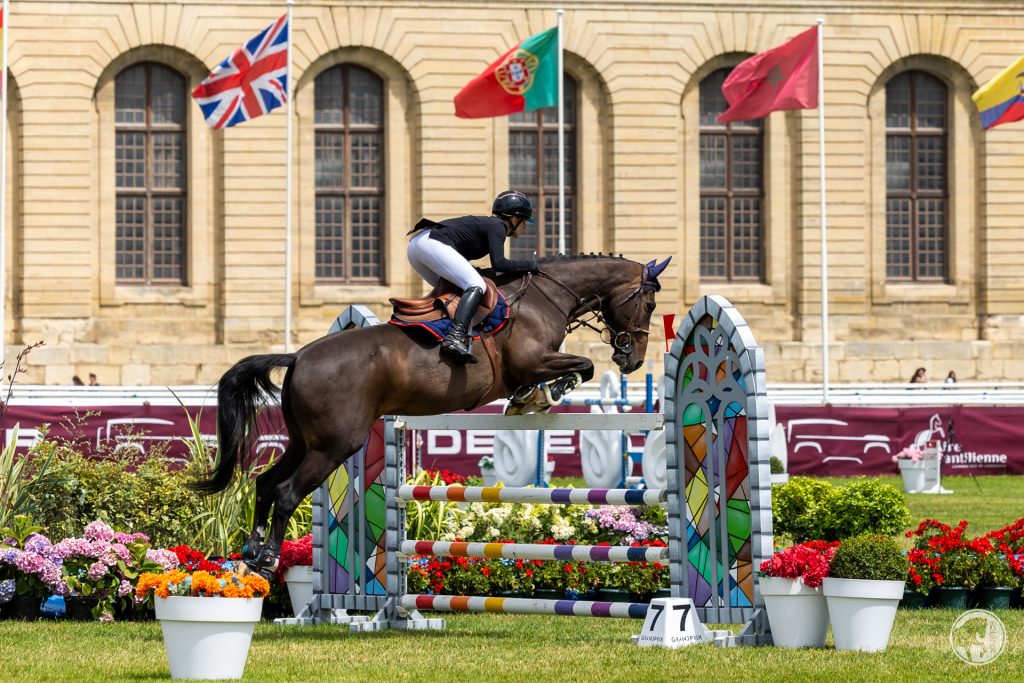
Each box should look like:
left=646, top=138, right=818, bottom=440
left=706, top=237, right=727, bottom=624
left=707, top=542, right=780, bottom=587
left=390, top=278, right=502, bottom=327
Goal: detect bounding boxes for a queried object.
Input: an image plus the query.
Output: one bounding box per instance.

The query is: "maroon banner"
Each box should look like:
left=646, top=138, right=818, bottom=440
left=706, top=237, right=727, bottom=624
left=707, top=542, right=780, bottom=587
left=5, top=402, right=1021, bottom=478
left=775, top=405, right=1022, bottom=477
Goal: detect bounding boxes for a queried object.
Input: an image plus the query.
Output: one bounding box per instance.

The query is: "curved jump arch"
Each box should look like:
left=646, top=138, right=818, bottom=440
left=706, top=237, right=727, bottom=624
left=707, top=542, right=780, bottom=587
left=665, top=295, right=772, bottom=641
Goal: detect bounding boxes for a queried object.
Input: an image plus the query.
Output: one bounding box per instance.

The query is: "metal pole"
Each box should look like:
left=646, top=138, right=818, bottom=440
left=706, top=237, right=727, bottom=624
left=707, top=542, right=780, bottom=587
left=556, top=8, right=565, bottom=255
left=816, top=17, right=829, bottom=405
left=284, top=0, right=294, bottom=352
left=0, top=0, right=9, bottom=364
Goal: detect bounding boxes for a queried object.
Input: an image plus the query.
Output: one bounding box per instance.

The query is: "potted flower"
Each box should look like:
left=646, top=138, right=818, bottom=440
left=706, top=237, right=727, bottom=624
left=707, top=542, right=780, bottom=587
left=823, top=535, right=908, bottom=652
left=136, top=568, right=271, bottom=680
left=616, top=540, right=669, bottom=601
left=478, top=455, right=497, bottom=487
left=972, top=552, right=1016, bottom=610
left=0, top=526, right=64, bottom=620
left=52, top=520, right=161, bottom=621
left=483, top=557, right=534, bottom=598
left=892, top=445, right=926, bottom=493
left=276, top=534, right=314, bottom=617
left=757, top=540, right=839, bottom=648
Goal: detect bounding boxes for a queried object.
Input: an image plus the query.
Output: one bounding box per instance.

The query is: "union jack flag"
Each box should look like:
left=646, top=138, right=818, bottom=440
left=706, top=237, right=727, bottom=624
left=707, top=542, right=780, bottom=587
left=192, top=14, right=289, bottom=129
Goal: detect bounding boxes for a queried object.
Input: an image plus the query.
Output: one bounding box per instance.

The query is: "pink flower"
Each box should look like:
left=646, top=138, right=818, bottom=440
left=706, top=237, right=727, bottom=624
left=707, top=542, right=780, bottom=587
left=99, top=611, right=114, bottom=624
left=892, top=446, right=925, bottom=463
left=146, top=548, right=180, bottom=572
left=84, top=520, right=116, bottom=543
left=87, top=561, right=108, bottom=581
left=117, top=580, right=133, bottom=597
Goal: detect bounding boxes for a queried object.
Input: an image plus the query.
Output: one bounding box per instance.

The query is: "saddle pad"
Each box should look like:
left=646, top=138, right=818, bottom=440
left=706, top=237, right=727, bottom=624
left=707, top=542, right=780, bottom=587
left=388, top=292, right=509, bottom=341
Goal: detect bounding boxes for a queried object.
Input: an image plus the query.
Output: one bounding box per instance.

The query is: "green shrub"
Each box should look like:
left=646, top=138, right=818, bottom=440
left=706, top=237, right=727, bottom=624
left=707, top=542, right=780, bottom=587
left=772, top=477, right=837, bottom=542
left=825, top=478, right=911, bottom=540
left=772, top=477, right=911, bottom=543
left=828, top=535, right=908, bottom=582
left=769, top=456, right=785, bottom=475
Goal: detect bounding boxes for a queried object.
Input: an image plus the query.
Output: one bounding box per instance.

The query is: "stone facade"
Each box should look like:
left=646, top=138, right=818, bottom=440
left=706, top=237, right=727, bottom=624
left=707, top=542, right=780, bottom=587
left=3, top=0, right=1023, bottom=385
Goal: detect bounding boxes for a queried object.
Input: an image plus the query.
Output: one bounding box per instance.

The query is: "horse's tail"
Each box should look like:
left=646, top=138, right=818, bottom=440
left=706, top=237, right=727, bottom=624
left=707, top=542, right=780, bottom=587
left=190, top=353, right=297, bottom=494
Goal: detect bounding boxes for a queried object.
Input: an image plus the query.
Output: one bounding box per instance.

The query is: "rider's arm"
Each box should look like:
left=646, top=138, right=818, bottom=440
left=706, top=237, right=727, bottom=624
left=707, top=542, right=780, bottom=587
left=484, top=221, right=539, bottom=273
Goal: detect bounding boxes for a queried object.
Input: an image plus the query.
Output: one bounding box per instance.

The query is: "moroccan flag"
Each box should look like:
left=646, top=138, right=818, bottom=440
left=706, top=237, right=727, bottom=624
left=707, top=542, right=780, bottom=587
left=718, top=25, right=819, bottom=123
left=972, top=55, right=1024, bottom=130
left=454, top=27, right=558, bottom=119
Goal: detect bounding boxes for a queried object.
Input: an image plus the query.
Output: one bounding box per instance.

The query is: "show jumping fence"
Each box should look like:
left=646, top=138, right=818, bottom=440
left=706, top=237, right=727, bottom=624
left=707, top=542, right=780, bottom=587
left=288, top=295, right=773, bottom=646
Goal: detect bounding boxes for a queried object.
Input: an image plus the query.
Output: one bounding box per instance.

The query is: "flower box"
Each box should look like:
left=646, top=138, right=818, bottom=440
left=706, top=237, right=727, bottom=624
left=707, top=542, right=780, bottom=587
left=897, top=459, right=927, bottom=493
left=284, top=565, right=314, bottom=618
left=155, top=595, right=263, bottom=680
left=760, top=576, right=829, bottom=648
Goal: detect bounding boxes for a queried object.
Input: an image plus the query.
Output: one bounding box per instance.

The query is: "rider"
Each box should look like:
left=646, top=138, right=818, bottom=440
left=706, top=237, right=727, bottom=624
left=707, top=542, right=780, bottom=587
left=407, top=190, right=540, bottom=364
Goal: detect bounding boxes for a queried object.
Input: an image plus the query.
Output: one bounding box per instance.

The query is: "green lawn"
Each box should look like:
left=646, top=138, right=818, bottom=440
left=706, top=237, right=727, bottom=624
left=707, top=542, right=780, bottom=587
left=2, top=474, right=1020, bottom=681
left=0, top=608, right=1020, bottom=682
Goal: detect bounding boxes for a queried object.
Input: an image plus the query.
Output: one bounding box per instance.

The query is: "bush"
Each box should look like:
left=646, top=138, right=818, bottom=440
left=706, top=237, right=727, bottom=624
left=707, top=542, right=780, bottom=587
left=770, top=456, right=785, bottom=475
left=772, top=477, right=911, bottom=543
left=772, top=477, right=836, bottom=542
left=828, top=535, right=908, bottom=582
left=826, top=478, right=911, bottom=540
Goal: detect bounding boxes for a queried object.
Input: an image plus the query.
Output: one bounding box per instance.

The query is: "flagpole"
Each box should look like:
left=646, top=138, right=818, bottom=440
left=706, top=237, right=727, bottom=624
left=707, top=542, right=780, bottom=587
left=816, top=17, right=829, bottom=405
left=284, top=0, right=294, bottom=353
left=0, top=0, right=9, bottom=366
left=556, top=8, right=565, bottom=255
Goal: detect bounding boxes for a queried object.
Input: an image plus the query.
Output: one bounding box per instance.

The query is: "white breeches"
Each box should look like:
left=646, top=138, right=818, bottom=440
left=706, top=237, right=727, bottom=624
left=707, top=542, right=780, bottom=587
left=407, top=230, right=485, bottom=291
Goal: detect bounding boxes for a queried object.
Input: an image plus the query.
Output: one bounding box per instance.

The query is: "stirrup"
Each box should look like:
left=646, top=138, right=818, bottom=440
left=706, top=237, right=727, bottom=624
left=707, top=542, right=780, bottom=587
left=440, top=330, right=478, bottom=364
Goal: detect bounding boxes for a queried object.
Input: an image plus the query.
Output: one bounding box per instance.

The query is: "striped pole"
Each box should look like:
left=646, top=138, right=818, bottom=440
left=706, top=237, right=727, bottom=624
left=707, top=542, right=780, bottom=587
left=402, top=594, right=649, bottom=619
left=402, top=540, right=668, bottom=563
left=397, top=485, right=665, bottom=506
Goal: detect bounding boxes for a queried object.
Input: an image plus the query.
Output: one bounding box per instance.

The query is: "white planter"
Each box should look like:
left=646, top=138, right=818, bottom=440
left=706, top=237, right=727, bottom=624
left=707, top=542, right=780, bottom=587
left=898, top=459, right=927, bottom=493
left=480, top=466, right=498, bottom=487
left=155, top=595, right=263, bottom=680
left=284, top=565, right=314, bottom=617
left=823, top=577, right=904, bottom=652
left=759, top=576, right=828, bottom=648
left=770, top=472, right=790, bottom=486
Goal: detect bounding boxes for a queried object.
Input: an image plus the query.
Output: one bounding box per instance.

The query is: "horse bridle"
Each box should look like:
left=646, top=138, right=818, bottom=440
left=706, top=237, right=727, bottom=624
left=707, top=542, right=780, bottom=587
left=522, top=269, right=652, bottom=354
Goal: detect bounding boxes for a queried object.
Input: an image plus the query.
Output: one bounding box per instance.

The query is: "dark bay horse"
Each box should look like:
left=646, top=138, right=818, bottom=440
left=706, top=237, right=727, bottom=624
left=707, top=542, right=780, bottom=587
left=193, top=254, right=670, bottom=575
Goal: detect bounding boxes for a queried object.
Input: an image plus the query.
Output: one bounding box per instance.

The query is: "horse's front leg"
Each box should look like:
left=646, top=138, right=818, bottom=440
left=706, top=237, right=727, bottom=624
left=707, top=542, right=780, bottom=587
left=506, top=351, right=594, bottom=415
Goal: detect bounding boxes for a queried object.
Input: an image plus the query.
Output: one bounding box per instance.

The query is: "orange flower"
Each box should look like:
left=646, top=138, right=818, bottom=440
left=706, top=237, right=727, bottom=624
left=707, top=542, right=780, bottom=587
left=190, top=571, right=223, bottom=597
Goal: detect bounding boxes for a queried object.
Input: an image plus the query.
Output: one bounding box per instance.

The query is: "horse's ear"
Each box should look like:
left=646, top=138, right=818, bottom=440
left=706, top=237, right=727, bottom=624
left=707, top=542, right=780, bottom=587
left=648, top=256, right=672, bottom=280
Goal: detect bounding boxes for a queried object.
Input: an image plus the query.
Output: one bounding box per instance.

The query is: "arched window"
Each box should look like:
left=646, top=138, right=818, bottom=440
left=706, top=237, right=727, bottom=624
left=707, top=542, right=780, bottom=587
left=885, top=71, right=947, bottom=281
left=698, top=69, right=764, bottom=282
left=314, top=64, right=385, bottom=283
left=508, top=74, right=576, bottom=259
left=114, top=63, right=187, bottom=284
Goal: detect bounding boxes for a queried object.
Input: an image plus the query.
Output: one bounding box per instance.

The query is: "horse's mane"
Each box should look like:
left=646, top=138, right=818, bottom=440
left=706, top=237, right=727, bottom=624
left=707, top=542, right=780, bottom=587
left=537, top=252, right=628, bottom=264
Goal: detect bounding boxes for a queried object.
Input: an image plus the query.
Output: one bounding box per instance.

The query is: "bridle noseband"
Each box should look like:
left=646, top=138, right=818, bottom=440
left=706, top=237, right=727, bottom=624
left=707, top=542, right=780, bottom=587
left=524, top=268, right=653, bottom=354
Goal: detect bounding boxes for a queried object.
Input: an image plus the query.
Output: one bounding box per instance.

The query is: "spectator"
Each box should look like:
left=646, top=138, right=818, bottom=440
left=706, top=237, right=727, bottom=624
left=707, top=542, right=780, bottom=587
left=945, top=370, right=957, bottom=384
left=88, top=373, right=100, bottom=386
left=909, top=367, right=927, bottom=384
left=72, top=375, right=84, bottom=386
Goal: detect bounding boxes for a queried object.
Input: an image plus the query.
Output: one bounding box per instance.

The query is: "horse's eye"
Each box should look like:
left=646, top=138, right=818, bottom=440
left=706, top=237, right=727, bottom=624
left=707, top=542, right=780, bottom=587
left=646, top=302, right=656, bottom=313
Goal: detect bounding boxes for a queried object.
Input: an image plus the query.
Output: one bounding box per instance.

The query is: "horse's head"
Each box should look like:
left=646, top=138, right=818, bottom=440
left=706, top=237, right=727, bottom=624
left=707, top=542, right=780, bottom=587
left=601, top=257, right=671, bottom=374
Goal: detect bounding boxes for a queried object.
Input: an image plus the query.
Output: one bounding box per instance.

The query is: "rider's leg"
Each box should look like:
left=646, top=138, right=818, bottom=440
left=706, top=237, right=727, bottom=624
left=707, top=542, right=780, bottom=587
left=411, top=236, right=487, bottom=363
left=407, top=231, right=442, bottom=289
left=441, top=286, right=484, bottom=363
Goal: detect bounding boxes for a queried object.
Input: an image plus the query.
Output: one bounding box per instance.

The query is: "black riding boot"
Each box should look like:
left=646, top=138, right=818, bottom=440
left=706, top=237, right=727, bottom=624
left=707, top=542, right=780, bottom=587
left=440, top=286, right=484, bottom=364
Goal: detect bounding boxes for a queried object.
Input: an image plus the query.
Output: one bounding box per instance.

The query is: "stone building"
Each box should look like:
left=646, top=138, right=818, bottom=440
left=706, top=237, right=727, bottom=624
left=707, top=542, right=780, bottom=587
left=3, top=0, right=1023, bottom=385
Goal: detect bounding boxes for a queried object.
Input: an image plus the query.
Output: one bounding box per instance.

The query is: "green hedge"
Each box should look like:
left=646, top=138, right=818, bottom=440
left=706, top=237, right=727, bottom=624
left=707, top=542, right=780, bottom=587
left=772, top=476, right=911, bottom=542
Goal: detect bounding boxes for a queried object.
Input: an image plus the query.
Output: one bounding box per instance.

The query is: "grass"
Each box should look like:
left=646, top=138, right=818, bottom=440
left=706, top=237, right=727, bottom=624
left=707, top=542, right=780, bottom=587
left=0, top=609, right=1020, bottom=682
left=2, top=475, right=1021, bottom=681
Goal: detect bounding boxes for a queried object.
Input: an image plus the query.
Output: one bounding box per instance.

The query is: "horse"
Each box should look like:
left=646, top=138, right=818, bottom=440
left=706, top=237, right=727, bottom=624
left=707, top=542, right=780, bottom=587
left=192, top=254, right=671, bottom=576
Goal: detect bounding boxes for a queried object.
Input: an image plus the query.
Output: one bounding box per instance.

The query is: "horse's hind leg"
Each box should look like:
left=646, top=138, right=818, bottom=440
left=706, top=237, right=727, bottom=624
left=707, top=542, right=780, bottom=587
left=254, top=432, right=369, bottom=576
left=241, top=440, right=306, bottom=570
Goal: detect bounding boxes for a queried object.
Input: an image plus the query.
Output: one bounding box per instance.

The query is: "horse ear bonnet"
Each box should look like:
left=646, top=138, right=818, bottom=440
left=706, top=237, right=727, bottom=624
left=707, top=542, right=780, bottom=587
left=642, top=256, right=672, bottom=292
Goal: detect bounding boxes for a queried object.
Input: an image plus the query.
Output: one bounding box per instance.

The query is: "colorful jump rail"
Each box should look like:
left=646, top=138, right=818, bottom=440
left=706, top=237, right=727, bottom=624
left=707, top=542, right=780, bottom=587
left=401, top=594, right=649, bottom=619
left=400, top=540, right=669, bottom=563
left=397, top=485, right=665, bottom=506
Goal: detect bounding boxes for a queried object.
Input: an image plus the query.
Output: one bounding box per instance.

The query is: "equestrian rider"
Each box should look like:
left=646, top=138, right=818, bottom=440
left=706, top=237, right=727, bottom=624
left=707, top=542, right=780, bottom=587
left=407, top=190, right=540, bottom=363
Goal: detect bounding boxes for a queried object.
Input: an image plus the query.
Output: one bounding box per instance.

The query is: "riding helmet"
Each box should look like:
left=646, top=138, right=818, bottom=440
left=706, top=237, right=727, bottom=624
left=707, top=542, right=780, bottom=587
left=492, top=190, right=536, bottom=224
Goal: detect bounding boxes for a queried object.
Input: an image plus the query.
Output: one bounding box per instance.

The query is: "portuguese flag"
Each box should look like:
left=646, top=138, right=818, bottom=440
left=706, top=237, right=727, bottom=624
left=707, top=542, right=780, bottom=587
left=454, top=27, right=559, bottom=119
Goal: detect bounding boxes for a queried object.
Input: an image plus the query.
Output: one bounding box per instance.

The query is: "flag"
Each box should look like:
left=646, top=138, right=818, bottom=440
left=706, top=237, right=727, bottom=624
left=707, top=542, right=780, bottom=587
left=454, top=27, right=558, bottom=119
left=718, top=25, right=819, bottom=123
left=972, top=55, right=1024, bottom=130
left=191, top=14, right=289, bottom=129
